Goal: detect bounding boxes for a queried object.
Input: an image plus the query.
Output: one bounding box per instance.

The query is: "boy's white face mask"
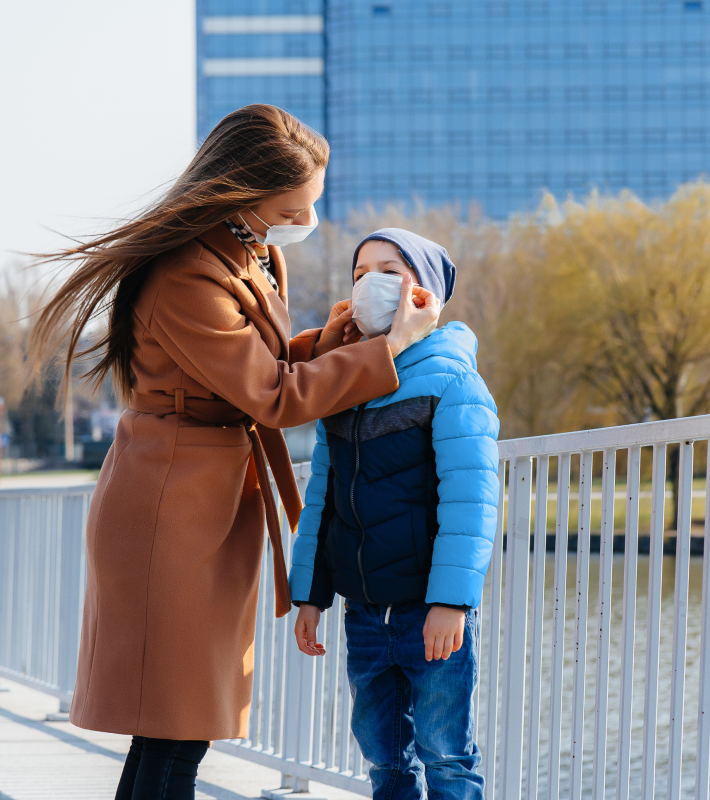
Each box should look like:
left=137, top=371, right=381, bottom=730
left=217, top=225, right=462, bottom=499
left=351, top=272, right=403, bottom=337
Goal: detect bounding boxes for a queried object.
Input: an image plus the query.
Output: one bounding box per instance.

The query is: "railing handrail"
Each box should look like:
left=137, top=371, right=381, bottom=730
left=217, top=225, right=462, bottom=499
left=497, top=412, right=710, bottom=459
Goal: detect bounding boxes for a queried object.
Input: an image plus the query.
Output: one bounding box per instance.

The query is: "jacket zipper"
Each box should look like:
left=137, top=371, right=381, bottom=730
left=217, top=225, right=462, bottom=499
left=350, top=404, right=373, bottom=604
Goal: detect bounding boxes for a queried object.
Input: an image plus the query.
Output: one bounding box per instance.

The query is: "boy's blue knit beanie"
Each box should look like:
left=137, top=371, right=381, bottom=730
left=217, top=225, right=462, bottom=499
left=351, top=228, right=457, bottom=305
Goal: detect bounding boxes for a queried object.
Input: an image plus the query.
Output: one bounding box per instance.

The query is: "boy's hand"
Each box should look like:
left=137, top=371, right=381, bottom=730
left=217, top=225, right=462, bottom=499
left=423, top=606, right=466, bottom=661
left=295, top=604, right=326, bottom=656
left=313, top=300, right=363, bottom=358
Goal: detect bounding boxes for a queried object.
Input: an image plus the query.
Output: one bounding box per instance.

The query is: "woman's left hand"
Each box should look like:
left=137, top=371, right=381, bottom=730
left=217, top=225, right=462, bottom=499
left=313, top=299, right=363, bottom=358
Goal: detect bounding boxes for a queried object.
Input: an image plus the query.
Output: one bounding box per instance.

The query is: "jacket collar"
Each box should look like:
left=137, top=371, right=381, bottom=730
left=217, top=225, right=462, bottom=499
left=196, top=222, right=291, bottom=355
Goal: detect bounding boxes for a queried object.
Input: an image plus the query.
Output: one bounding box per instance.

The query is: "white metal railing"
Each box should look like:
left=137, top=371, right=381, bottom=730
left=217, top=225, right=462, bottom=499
left=0, top=415, right=709, bottom=799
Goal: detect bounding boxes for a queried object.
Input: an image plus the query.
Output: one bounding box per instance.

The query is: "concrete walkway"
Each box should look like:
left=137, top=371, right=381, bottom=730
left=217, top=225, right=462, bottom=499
left=0, top=679, right=363, bottom=800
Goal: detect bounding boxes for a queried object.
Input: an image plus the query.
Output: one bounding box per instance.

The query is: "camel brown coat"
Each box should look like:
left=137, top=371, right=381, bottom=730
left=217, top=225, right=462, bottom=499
left=69, top=223, right=399, bottom=741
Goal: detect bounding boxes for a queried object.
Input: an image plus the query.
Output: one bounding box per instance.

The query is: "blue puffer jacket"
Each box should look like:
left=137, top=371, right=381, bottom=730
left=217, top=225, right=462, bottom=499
left=289, top=322, right=500, bottom=610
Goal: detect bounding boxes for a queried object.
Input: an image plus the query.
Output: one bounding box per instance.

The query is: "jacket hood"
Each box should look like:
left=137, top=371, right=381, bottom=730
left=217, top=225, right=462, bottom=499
left=394, top=321, right=478, bottom=373
left=352, top=228, right=457, bottom=305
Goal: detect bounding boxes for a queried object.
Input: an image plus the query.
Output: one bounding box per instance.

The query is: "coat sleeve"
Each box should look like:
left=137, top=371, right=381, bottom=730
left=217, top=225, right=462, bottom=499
left=288, top=421, right=336, bottom=610
left=146, top=260, right=398, bottom=428
left=288, top=328, right=321, bottom=365
left=426, top=371, right=501, bottom=609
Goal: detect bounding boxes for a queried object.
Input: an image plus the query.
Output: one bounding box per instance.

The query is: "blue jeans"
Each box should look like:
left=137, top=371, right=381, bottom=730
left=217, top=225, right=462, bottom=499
left=344, top=600, right=483, bottom=800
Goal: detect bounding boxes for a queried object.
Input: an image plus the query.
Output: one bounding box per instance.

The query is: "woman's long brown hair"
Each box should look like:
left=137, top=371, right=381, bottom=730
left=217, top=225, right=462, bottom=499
left=29, top=104, right=329, bottom=406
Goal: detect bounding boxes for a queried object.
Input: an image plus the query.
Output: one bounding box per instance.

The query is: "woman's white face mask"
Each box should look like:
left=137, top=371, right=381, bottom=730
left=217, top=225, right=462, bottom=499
left=239, top=209, right=318, bottom=247
left=351, top=272, right=403, bottom=338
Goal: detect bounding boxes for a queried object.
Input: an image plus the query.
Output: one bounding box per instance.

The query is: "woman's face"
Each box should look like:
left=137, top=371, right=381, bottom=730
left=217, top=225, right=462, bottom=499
left=242, top=169, right=325, bottom=236
left=353, top=240, right=419, bottom=283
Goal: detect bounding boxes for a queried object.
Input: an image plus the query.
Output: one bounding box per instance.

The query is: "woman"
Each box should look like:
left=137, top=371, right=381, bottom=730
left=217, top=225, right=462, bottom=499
left=30, top=105, right=439, bottom=798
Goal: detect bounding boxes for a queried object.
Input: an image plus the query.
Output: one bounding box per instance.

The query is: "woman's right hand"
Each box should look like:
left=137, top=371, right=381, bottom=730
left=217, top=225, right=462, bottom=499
left=386, top=274, right=441, bottom=358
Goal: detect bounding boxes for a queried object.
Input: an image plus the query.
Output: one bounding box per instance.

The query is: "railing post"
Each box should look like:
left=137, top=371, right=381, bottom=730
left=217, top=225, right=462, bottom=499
left=696, top=443, right=710, bottom=800
left=666, top=440, right=694, bottom=800
left=569, top=450, right=593, bottom=800
left=499, top=456, right=532, bottom=800
left=593, top=448, right=616, bottom=800
left=483, top=460, right=506, bottom=798
left=547, top=452, right=571, bottom=800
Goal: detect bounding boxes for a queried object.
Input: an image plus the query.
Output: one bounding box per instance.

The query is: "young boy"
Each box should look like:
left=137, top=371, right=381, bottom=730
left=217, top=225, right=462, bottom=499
left=289, top=228, right=500, bottom=800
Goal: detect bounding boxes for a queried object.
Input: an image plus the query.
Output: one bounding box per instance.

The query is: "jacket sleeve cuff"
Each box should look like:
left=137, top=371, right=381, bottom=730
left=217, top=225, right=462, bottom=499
left=288, top=328, right=322, bottom=365
left=432, top=602, right=471, bottom=611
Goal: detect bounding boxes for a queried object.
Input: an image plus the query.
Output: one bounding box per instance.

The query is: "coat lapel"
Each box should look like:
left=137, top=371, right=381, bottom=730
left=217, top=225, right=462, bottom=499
left=197, top=223, right=291, bottom=357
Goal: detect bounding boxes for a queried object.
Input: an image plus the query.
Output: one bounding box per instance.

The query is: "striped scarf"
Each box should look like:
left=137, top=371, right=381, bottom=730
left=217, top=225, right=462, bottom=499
left=224, top=218, right=279, bottom=292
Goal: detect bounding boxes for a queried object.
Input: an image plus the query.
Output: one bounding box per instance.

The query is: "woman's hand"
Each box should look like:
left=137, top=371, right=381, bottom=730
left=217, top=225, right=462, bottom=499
left=312, top=300, right=363, bottom=358
left=386, top=275, right=440, bottom=358
left=295, top=604, right=326, bottom=656
left=423, top=606, right=466, bottom=661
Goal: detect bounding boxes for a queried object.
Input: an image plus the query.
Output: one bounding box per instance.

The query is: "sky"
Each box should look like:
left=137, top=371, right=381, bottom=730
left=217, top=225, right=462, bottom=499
left=0, top=1, right=196, bottom=273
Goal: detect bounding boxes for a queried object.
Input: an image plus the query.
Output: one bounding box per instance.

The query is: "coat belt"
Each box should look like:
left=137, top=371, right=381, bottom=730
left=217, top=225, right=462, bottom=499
left=129, top=391, right=300, bottom=618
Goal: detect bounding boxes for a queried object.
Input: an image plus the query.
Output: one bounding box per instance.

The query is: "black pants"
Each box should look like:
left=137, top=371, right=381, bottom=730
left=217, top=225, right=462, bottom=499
left=115, top=736, right=209, bottom=800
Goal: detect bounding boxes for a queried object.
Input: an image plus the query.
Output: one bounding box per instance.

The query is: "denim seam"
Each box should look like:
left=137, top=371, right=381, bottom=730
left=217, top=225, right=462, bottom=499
left=158, top=742, right=180, bottom=799
left=384, top=669, right=404, bottom=800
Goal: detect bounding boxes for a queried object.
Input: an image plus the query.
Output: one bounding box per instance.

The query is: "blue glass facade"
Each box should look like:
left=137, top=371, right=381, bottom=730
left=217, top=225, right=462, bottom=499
left=197, top=1, right=710, bottom=219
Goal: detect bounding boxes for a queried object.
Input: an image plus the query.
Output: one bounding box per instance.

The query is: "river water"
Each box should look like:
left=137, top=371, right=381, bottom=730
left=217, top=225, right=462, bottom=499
left=477, top=552, right=705, bottom=798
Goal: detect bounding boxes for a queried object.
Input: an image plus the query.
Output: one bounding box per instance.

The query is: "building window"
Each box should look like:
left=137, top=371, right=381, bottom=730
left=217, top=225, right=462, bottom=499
left=643, top=0, right=665, bottom=9
left=643, top=43, right=665, bottom=57
left=412, top=174, right=432, bottom=188
left=411, top=132, right=433, bottom=145
left=428, top=2, right=452, bottom=15
left=488, top=130, right=511, bottom=144
left=683, top=84, right=706, bottom=99
left=527, top=130, right=550, bottom=144
left=566, top=173, right=588, bottom=190
left=449, top=131, right=472, bottom=145
left=370, top=47, right=392, bottom=61
left=449, top=174, right=472, bottom=188
left=644, top=129, right=666, bottom=143
left=684, top=1, right=702, bottom=9
left=487, top=45, right=510, bottom=59
left=644, top=172, right=667, bottom=186
left=526, top=44, right=549, bottom=58
left=525, top=2, right=549, bottom=14
left=565, top=44, right=588, bottom=58
left=411, top=88, right=434, bottom=104
left=566, top=87, right=588, bottom=101
left=527, top=87, right=549, bottom=102
left=411, top=47, right=432, bottom=60
left=486, top=2, right=510, bottom=15
left=683, top=42, right=705, bottom=56
left=605, top=87, right=627, bottom=100
left=285, top=38, right=309, bottom=57
left=566, top=130, right=588, bottom=144
left=604, top=44, right=626, bottom=57
left=373, top=174, right=394, bottom=188
left=683, top=128, right=705, bottom=142
left=605, top=129, right=627, bottom=143
left=451, top=46, right=471, bottom=59
left=371, top=90, right=394, bottom=103
left=527, top=173, right=549, bottom=186
left=644, top=86, right=665, bottom=100
left=372, top=133, right=394, bottom=146
left=605, top=172, right=627, bottom=186
left=372, top=5, right=392, bottom=15
left=489, top=173, right=511, bottom=188
left=584, top=1, right=607, bottom=12
left=488, top=88, right=511, bottom=102
left=449, top=88, right=471, bottom=102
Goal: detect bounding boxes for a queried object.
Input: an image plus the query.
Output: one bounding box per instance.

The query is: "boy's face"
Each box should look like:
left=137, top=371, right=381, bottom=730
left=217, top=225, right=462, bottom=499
left=353, top=240, right=419, bottom=284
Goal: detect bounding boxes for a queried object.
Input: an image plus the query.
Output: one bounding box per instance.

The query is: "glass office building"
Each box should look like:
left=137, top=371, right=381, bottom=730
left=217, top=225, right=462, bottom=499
left=197, top=1, right=710, bottom=219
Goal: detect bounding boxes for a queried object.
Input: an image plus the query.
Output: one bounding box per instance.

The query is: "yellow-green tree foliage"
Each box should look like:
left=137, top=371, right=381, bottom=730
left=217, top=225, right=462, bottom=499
left=288, top=181, right=710, bottom=439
